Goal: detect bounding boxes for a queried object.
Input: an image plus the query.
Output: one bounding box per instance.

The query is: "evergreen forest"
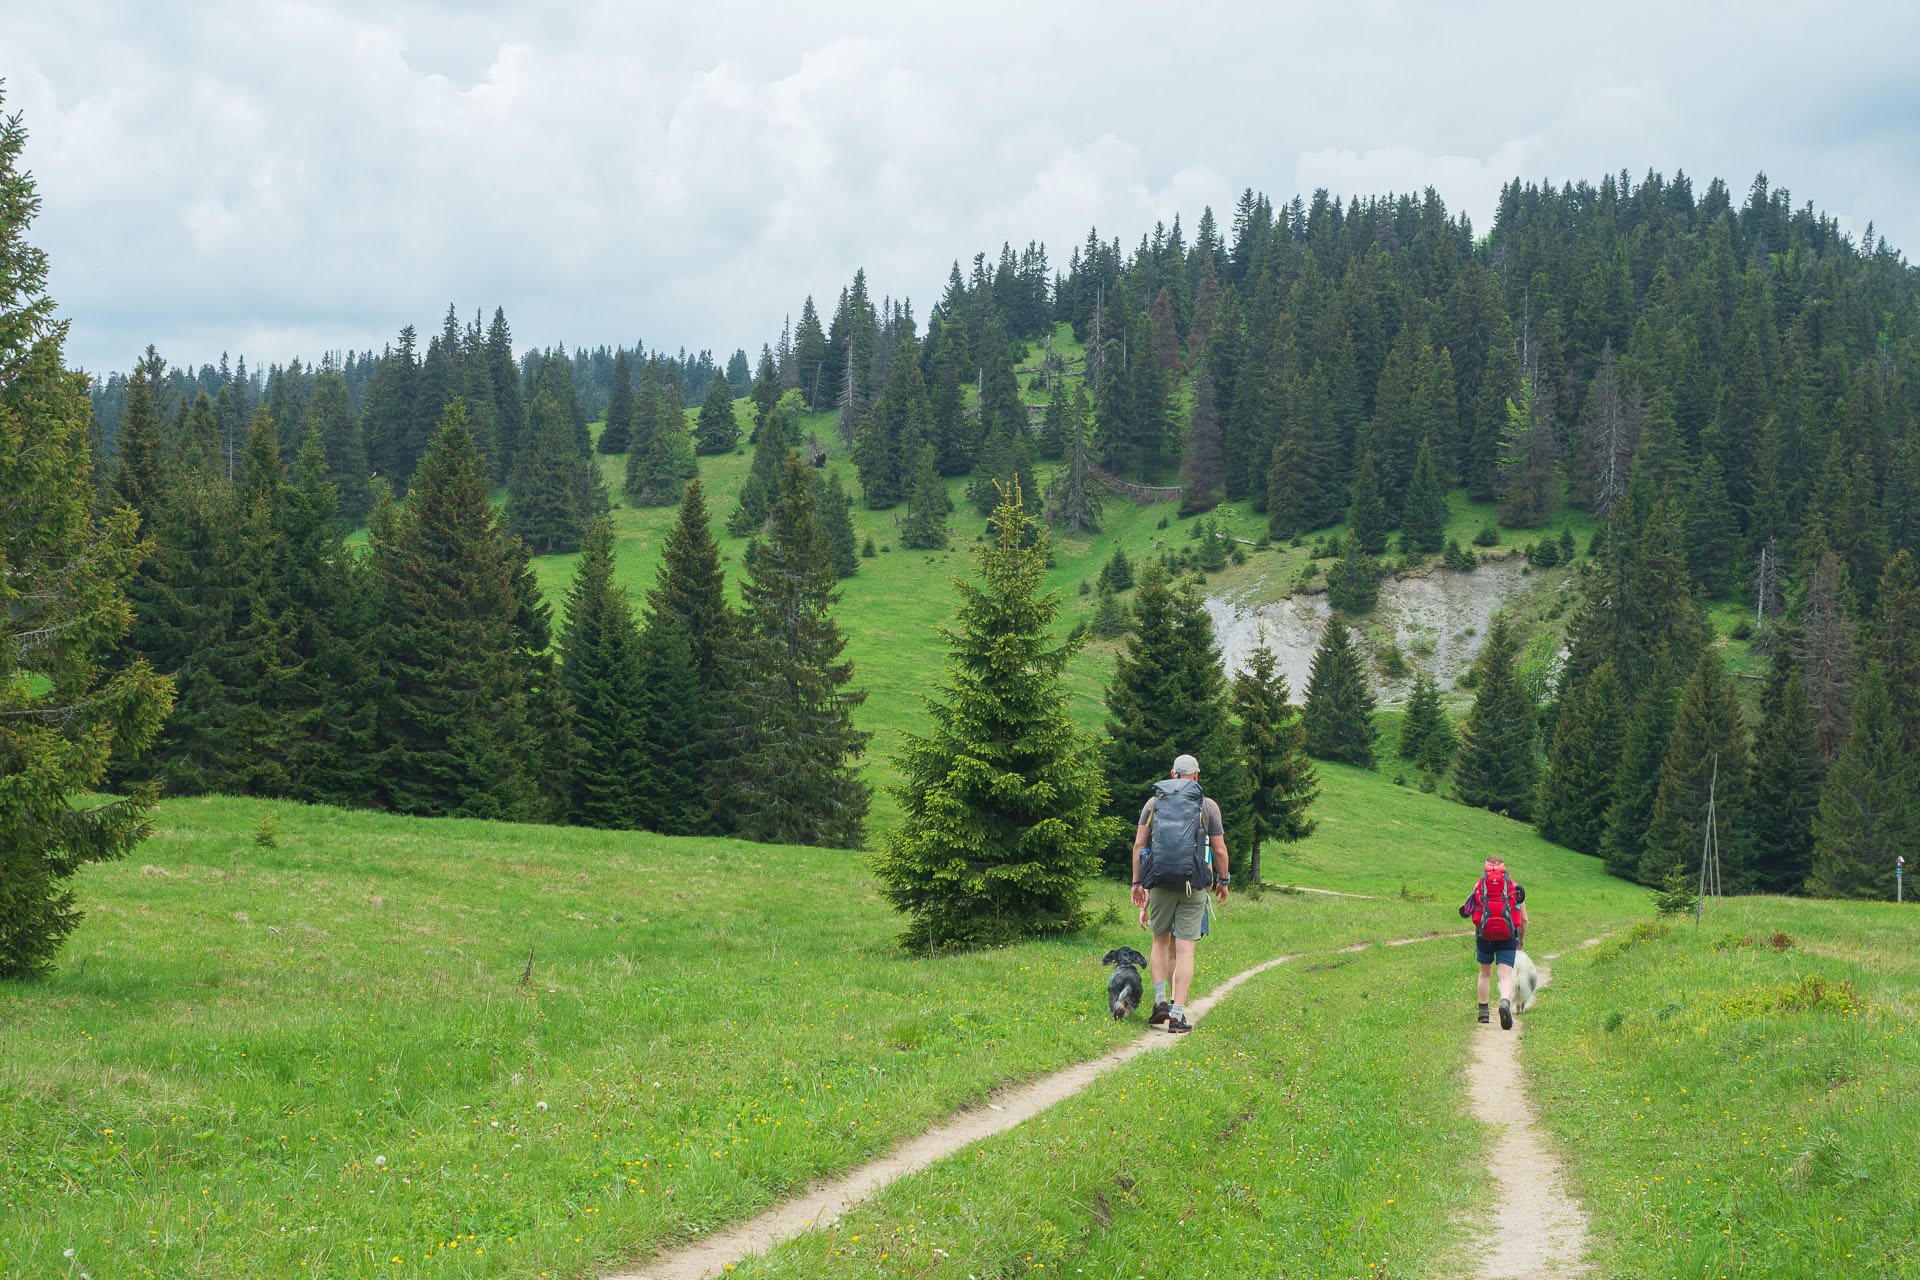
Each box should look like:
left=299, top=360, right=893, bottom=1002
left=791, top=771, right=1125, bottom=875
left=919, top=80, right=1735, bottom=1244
left=16, top=108, right=1920, bottom=989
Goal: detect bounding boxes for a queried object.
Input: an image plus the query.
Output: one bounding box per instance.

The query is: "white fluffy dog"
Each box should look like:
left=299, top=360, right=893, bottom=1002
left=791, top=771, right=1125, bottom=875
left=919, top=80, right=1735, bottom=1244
left=1512, top=950, right=1540, bottom=1012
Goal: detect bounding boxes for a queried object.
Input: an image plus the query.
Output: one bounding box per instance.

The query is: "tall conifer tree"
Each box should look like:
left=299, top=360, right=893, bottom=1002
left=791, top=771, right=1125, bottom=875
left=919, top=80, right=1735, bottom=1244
left=1, top=99, right=173, bottom=974
left=599, top=350, right=635, bottom=454
left=374, top=405, right=543, bottom=820
left=1807, top=664, right=1918, bottom=899
left=1302, top=616, right=1378, bottom=767
left=1400, top=437, right=1449, bottom=554
left=1452, top=615, right=1538, bottom=819
left=1746, top=643, right=1820, bottom=893
left=558, top=520, right=649, bottom=829
left=1232, top=642, right=1319, bottom=883
left=874, top=486, right=1122, bottom=948
left=693, top=370, right=738, bottom=454
left=1535, top=663, right=1624, bottom=855
left=717, top=455, right=871, bottom=846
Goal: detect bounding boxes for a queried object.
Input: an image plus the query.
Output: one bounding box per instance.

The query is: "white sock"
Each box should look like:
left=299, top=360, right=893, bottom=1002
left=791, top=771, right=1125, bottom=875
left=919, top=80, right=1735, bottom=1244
left=1154, top=981, right=1167, bottom=1004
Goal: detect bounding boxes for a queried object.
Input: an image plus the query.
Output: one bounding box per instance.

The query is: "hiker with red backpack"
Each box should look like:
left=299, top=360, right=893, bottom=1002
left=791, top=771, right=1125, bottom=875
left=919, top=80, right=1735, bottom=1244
left=1460, top=859, right=1527, bottom=1029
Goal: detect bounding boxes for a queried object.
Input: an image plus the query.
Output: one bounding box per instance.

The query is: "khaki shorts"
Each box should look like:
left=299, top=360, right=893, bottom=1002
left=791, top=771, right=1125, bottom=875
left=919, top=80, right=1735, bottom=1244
left=1147, top=884, right=1210, bottom=941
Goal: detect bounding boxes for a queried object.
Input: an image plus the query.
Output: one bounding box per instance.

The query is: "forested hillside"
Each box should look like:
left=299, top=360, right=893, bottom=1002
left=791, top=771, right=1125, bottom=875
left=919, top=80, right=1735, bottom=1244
left=89, top=169, right=1920, bottom=905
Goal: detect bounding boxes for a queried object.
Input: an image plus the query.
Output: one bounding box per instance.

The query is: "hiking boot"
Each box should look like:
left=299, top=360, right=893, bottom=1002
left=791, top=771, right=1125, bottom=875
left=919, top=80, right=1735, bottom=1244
left=1499, top=998, right=1513, bottom=1030
left=1165, top=1013, right=1193, bottom=1035
left=1147, top=1001, right=1171, bottom=1026
left=1477, top=1003, right=1490, bottom=1025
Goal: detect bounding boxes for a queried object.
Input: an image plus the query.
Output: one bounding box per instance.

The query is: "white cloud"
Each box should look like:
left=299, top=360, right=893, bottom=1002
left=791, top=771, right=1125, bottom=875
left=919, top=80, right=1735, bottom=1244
left=5, top=0, right=1919, bottom=374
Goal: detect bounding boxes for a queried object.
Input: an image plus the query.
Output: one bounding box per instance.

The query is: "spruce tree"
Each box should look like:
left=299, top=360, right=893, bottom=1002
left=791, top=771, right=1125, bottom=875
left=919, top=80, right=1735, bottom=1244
left=1400, top=437, right=1449, bottom=554
left=901, top=445, right=950, bottom=550
left=873, top=485, right=1123, bottom=949
left=1170, top=579, right=1256, bottom=854
left=1347, top=450, right=1390, bottom=555
left=1090, top=580, right=1130, bottom=638
left=1178, top=360, right=1225, bottom=514
left=1807, top=664, right=1918, bottom=900
left=1747, top=644, right=1820, bottom=894
left=1326, top=528, right=1380, bottom=615
left=1867, top=549, right=1920, bottom=754
left=108, top=367, right=166, bottom=529
left=1638, top=646, right=1751, bottom=888
left=1099, top=545, right=1135, bottom=592
left=633, top=618, right=708, bottom=834
left=1534, top=663, right=1624, bottom=855
left=1598, top=654, right=1680, bottom=882
left=646, top=477, right=732, bottom=697
left=374, top=404, right=542, bottom=820
left=716, top=454, right=872, bottom=846
left=1452, top=615, right=1538, bottom=819
left=693, top=369, right=739, bottom=454
left=1, top=97, right=173, bottom=974
left=627, top=358, right=665, bottom=467
left=1231, top=641, right=1319, bottom=883
left=558, top=520, right=650, bottom=829
left=1050, top=386, right=1103, bottom=536
left=727, top=409, right=788, bottom=537
left=1682, top=453, right=1739, bottom=597
left=1302, top=616, right=1378, bottom=767
left=509, top=387, right=587, bottom=553
left=484, top=309, right=524, bottom=481
left=819, top=470, right=860, bottom=577
left=506, top=533, right=578, bottom=824
left=306, top=361, right=371, bottom=522
left=1099, top=565, right=1183, bottom=865
left=1039, top=378, right=1068, bottom=459
left=633, top=388, right=696, bottom=506
left=599, top=350, right=634, bottom=453
left=1399, top=669, right=1454, bottom=766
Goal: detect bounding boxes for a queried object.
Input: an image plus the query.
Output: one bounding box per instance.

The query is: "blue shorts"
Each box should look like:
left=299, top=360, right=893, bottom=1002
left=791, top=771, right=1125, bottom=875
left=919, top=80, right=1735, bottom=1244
left=1475, top=937, right=1517, bottom=966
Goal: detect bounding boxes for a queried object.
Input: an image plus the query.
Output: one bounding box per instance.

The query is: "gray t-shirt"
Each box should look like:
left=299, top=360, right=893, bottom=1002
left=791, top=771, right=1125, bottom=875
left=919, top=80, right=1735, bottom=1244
left=1138, top=794, right=1225, bottom=837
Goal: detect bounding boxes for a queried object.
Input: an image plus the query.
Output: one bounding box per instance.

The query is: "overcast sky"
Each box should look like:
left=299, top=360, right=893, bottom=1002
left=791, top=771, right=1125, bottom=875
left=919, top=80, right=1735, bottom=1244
left=9, top=1, right=1919, bottom=376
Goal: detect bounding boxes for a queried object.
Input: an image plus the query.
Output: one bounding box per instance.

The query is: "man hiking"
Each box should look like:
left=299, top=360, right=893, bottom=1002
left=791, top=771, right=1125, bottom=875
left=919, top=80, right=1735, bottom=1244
left=1129, top=754, right=1230, bottom=1035
left=1459, top=858, right=1526, bottom=1029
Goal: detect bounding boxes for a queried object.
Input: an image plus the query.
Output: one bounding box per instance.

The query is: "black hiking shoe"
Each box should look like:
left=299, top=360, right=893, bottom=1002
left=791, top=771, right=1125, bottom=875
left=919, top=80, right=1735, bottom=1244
left=1147, top=1001, right=1171, bottom=1026
left=1499, top=998, right=1513, bottom=1030
left=1165, top=1013, right=1193, bottom=1034
left=1477, top=1004, right=1490, bottom=1025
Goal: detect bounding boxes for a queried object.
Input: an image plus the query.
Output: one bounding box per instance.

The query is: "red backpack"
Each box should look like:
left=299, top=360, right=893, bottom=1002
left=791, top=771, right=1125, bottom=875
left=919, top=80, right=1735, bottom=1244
left=1469, top=859, right=1524, bottom=942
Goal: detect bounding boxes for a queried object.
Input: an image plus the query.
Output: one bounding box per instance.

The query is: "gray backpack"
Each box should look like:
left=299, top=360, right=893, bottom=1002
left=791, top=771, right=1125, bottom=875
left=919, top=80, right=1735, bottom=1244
left=1141, top=778, right=1212, bottom=889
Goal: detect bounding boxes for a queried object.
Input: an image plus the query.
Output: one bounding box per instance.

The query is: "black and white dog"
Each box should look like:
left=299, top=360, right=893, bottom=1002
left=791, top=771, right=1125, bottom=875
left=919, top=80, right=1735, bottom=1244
left=1102, top=947, right=1148, bottom=1020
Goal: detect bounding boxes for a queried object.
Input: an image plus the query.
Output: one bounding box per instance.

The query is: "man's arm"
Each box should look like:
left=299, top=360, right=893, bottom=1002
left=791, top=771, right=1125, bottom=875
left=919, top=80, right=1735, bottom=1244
left=1130, top=824, right=1151, bottom=905
left=1210, top=833, right=1229, bottom=900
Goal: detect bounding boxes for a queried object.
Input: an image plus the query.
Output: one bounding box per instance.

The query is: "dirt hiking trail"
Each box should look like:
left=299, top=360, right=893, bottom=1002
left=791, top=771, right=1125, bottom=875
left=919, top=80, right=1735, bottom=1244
left=1461, top=954, right=1594, bottom=1279
left=609, top=938, right=1467, bottom=1280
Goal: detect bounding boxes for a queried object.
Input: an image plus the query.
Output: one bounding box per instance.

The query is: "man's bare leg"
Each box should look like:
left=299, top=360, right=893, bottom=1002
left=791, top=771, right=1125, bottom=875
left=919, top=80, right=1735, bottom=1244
left=1173, top=938, right=1197, bottom=1007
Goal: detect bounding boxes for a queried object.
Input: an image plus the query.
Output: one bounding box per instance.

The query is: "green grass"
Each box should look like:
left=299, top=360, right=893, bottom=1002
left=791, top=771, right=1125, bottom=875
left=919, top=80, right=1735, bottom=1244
left=2, top=766, right=1650, bottom=1277
left=734, top=940, right=1484, bottom=1280
left=1525, top=897, right=1920, bottom=1278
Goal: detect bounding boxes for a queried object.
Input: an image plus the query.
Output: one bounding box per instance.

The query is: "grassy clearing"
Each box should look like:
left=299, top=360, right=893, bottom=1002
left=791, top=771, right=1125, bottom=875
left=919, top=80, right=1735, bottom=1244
left=1, top=766, right=1646, bottom=1277
left=731, top=940, right=1484, bottom=1280
left=1526, top=897, right=1920, bottom=1278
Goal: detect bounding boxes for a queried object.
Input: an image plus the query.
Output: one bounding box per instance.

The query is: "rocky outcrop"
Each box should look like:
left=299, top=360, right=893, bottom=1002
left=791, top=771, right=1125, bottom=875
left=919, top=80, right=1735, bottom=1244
left=1206, top=558, right=1544, bottom=705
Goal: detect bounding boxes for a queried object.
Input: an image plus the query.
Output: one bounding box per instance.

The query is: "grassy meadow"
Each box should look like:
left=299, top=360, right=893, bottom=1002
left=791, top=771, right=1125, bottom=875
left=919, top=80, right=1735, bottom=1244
left=1527, top=898, right=1920, bottom=1278
left=0, top=327, right=1873, bottom=1278
left=3, top=765, right=1650, bottom=1278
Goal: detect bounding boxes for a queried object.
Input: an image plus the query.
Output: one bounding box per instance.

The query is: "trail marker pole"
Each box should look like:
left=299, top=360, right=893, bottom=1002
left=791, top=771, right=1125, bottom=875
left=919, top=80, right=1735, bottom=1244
left=1695, top=754, right=1721, bottom=931
left=1899, top=855, right=1905, bottom=904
